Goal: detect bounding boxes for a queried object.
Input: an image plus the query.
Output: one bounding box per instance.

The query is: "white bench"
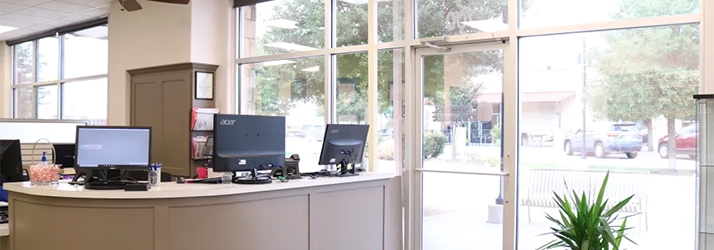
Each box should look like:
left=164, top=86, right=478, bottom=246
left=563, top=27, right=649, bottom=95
left=521, top=168, right=649, bottom=230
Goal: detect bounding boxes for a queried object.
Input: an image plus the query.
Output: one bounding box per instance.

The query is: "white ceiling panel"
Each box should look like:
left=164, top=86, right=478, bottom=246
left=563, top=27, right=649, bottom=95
left=35, top=1, right=94, bottom=13
left=17, top=7, right=70, bottom=19
left=0, top=0, right=110, bottom=42
left=2, top=13, right=52, bottom=24
left=59, top=0, right=112, bottom=8
left=0, top=0, right=52, bottom=6
left=0, top=2, right=26, bottom=12
left=0, top=19, right=32, bottom=28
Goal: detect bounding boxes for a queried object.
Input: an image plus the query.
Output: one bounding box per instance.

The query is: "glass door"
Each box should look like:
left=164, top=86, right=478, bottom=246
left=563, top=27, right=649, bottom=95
left=407, top=43, right=513, bottom=250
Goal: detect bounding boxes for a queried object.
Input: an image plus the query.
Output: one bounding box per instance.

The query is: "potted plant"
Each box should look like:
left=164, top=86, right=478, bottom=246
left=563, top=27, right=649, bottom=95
left=537, top=172, right=637, bottom=250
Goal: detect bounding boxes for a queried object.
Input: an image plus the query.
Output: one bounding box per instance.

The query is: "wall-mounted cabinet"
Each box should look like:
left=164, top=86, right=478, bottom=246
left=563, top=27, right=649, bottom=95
left=128, top=63, right=218, bottom=177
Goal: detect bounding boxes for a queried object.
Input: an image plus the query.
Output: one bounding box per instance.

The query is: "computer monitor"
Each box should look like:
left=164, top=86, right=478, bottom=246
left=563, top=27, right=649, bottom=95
left=318, top=124, right=369, bottom=176
left=73, top=126, right=151, bottom=188
left=53, top=144, right=75, bottom=168
left=213, top=114, right=285, bottom=184
left=0, top=140, right=24, bottom=184
left=74, top=126, right=151, bottom=169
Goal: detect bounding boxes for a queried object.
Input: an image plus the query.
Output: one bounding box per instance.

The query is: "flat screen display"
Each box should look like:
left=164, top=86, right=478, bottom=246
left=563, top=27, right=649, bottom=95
left=75, top=127, right=151, bottom=167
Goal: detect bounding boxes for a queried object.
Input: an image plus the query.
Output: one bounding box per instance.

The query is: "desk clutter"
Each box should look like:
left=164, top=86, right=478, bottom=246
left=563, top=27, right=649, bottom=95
left=0, top=115, right=369, bottom=194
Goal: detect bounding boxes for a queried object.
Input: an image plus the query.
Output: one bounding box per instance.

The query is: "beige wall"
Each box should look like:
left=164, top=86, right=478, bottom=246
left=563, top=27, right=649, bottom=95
left=189, top=0, right=236, bottom=114
left=107, top=1, right=193, bottom=125
left=0, top=44, right=10, bottom=118
left=107, top=0, right=235, bottom=125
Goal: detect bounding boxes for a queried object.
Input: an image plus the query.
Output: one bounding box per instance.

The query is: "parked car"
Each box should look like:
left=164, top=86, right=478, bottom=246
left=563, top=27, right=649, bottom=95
left=563, top=124, right=643, bottom=158
left=657, top=124, right=697, bottom=159
left=300, top=124, right=325, bottom=142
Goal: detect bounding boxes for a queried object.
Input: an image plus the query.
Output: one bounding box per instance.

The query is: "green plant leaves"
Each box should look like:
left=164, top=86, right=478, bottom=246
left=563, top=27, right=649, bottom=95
left=537, top=171, right=637, bottom=250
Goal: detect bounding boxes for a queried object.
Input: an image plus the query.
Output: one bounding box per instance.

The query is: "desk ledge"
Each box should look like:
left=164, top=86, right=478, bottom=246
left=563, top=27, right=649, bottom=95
left=2, top=173, right=395, bottom=200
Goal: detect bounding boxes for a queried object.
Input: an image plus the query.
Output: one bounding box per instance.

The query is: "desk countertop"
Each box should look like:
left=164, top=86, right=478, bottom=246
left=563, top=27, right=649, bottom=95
left=2, top=173, right=394, bottom=200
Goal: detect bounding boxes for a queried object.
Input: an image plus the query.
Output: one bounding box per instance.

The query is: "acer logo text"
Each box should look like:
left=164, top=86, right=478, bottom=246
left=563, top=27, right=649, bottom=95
left=220, top=119, right=236, bottom=126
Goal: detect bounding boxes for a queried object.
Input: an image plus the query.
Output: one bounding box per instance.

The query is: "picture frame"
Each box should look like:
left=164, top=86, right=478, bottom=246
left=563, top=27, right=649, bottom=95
left=195, top=71, right=214, bottom=100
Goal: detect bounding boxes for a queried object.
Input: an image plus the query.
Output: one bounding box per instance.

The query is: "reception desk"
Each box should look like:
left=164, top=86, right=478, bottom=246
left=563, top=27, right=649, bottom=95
left=2, top=173, right=401, bottom=250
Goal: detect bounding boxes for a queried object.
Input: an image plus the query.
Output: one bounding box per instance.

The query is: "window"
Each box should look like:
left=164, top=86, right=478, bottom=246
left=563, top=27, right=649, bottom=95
left=518, top=24, right=699, bottom=250
left=62, top=78, right=108, bottom=122
left=13, top=41, right=34, bottom=85
left=37, top=37, right=59, bottom=82
left=63, top=25, right=109, bottom=78
left=36, top=85, right=58, bottom=119
left=520, top=0, right=699, bottom=28
left=336, top=52, right=368, bottom=123
left=417, top=0, right=507, bottom=38
left=376, top=49, right=404, bottom=174
left=11, top=23, right=108, bottom=124
left=240, top=0, right=325, bottom=58
left=239, top=57, right=325, bottom=172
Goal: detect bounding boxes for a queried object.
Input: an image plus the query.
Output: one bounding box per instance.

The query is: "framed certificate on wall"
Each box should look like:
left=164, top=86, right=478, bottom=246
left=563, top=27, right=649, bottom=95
left=195, top=71, right=214, bottom=100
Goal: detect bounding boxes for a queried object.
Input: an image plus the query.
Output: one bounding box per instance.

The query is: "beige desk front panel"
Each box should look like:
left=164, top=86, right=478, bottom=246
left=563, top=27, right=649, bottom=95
left=7, top=178, right=393, bottom=250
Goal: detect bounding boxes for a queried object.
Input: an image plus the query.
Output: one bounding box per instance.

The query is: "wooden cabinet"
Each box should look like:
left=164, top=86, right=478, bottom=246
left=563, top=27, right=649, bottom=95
left=128, top=63, right=218, bottom=177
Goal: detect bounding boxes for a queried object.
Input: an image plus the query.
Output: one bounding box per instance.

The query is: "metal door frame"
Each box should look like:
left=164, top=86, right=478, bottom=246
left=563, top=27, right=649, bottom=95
left=404, top=41, right=517, bottom=250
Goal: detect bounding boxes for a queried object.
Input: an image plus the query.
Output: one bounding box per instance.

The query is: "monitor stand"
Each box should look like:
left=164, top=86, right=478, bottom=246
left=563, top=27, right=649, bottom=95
left=336, top=158, right=359, bottom=177
left=84, top=170, right=137, bottom=190
left=233, top=168, right=272, bottom=184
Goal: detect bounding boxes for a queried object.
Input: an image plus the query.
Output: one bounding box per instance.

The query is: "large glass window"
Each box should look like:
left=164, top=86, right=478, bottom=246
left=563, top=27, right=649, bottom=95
left=336, top=52, right=368, bottom=123
left=520, top=0, right=699, bottom=28
left=63, top=25, right=109, bottom=78
left=62, top=78, right=108, bottom=123
left=518, top=24, right=699, bottom=250
left=13, top=41, right=34, bottom=84
left=240, top=0, right=325, bottom=58
left=239, top=57, right=325, bottom=172
left=236, top=0, right=708, bottom=247
left=37, top=37, right=59, bottom=82
left=11, top=24, right=108, bottom=123
left=416, top=0, right=508, bottom=38
left=36, top=85, right=58, bottom=119
left=376, top=49, right=405, bottom=174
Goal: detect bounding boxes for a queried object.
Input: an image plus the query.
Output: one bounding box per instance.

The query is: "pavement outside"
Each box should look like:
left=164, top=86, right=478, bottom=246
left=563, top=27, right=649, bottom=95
left=286, top=137, right=699, bottom=250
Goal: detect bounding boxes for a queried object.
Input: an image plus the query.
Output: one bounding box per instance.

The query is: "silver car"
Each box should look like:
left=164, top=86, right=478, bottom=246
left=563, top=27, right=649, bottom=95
left=563, top=124, right=643, bottom=158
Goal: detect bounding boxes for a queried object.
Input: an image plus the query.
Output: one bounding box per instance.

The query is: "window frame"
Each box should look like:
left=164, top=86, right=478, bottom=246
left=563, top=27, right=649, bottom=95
left=10, top=24, right=108, bottom=121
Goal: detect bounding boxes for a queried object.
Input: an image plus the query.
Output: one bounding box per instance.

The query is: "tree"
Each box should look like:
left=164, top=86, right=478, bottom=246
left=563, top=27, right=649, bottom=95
left=252, top=0, right=532, bottom=121
left=13, top=42, right=35, bottom=119
left=590, top=0, right=698, bottom=167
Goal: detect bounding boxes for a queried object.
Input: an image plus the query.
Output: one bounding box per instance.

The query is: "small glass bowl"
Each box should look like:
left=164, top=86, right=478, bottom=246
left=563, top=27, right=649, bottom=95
left=29, top=164, right=61, bottom=185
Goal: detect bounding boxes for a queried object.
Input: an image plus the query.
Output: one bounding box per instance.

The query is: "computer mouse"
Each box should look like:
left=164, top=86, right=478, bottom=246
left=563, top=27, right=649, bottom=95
left=176, top=177, right=186, bottom=184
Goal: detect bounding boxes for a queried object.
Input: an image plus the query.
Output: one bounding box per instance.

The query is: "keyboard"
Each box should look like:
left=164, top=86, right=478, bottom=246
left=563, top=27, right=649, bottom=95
left=84, top=181, right=134, bottom=190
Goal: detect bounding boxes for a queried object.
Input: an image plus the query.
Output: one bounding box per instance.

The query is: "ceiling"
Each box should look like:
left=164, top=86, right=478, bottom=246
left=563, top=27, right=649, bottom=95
left=0, top=0, right=112, bottom=42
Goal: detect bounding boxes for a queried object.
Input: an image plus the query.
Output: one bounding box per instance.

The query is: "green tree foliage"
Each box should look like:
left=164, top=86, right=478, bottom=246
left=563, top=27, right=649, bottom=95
left=589, top=0, right=698, bottom=161
left=13, top=42, right=35, bottom=118
left=251, top=0, right=531, bottom=121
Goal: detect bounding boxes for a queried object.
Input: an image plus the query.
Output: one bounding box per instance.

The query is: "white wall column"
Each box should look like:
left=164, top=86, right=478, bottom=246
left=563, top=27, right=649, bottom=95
left=0, top=43, right=11, bottom=118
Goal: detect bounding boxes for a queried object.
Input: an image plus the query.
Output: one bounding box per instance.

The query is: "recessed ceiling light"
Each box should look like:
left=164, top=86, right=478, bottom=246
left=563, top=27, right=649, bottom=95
left=266, top=19, right=298, bottom=29
left=301, top=66, right=320, bottom=72
left=0, top=25, right=17, bottom=35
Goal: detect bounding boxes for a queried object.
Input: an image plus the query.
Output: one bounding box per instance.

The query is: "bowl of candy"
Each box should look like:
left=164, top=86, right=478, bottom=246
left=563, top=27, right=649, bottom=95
left=29, top=164, right=61, bottom=185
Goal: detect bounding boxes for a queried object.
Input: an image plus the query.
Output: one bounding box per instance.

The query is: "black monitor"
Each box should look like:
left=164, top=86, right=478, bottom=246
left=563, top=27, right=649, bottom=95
left=53, top=144, right=75, bottom=168
left=213, top=114, right=285, bottom=184
left=73, top=126, right=151, bottom=189
left=318, top=124, right=369, bottom=176
left=75, top=126, right=151, bottom=168
left=0, top=140, right=24, bottom=184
